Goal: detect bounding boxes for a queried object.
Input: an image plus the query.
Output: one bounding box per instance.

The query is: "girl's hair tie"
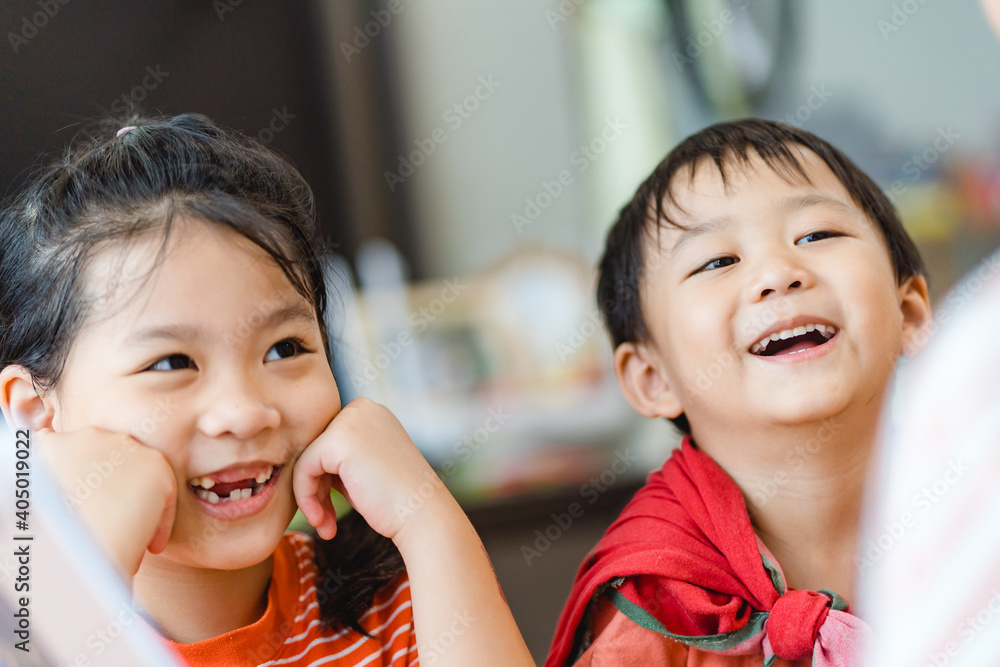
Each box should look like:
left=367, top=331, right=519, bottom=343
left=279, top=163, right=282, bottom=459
left=116, top=125, right=138, bottom=137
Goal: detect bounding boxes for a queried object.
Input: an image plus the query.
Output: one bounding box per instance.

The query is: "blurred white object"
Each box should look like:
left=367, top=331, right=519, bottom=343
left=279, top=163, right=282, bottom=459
left=0, top=421, right=182, bottom=666
left=859, top=250, right=1000, bottom=666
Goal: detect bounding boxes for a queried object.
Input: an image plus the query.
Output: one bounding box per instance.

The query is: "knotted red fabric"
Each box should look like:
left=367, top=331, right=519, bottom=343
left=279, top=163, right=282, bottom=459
left=767, top=590, right=830, bottom=660
left=544, top=437, right=869, bottom=666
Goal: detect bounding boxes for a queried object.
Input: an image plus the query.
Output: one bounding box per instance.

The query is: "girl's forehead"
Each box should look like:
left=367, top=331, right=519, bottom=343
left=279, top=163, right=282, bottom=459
left=81, top=219, right=314, bottom=331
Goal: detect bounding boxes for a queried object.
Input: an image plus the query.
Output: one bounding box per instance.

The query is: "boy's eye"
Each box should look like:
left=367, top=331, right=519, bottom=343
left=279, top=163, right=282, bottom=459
left=694, top=256, right=739, bottom=274
left=796, top=230, right=842, bottom=245
left=148, top=354, right=196, bottom=372
left=265, top=338, right=309, bottom=362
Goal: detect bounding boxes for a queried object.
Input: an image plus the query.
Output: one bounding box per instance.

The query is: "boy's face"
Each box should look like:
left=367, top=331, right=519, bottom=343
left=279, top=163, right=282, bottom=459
left=630, top=147, right=927, bottom=437
left=47, top=218, right=341, bottom=571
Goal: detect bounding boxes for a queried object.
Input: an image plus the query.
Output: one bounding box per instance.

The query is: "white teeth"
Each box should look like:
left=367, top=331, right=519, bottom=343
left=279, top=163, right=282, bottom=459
left=751, top=323, right=837, bottom=354
left=255, top=467, right=274, bottom=484
left=197, top=490, right=220, bottom=504
left=199, top=477, right=215, bottom=489
left=242, top=487, right=252, bottom=500
left=229, top=489, right=242, bottom=502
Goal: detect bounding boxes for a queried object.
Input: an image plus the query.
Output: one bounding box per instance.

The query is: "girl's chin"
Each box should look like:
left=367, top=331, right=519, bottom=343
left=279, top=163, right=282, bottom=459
left=155, top=527, right=288, bottom=571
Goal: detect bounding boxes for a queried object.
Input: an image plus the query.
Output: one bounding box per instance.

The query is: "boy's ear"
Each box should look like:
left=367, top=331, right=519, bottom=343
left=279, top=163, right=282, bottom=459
left=0, top=365, right=57, bottom=432
left=898, top=273, right=933, bottom=358
left=613, top=342, right=684, bottom=419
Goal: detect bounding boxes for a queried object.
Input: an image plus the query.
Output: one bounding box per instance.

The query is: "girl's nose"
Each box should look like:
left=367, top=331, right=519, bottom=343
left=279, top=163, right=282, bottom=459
left=197, top=380, right=281, bottom=440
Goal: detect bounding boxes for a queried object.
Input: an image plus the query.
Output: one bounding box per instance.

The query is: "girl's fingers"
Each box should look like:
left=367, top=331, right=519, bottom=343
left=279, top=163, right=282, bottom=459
left=293, top=438, right=342, bottom=535
left=147, top=479, right=177, bottom=555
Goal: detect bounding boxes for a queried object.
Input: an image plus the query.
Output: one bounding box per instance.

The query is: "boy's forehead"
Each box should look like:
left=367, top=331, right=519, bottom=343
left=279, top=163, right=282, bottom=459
left=642, top=146, right=878, bottom=266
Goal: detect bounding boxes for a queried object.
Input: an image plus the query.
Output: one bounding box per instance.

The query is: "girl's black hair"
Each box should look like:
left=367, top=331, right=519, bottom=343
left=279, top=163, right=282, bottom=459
left=0, top=112, right=403, bottom=633
left=596, top=118, right=926, bottom=435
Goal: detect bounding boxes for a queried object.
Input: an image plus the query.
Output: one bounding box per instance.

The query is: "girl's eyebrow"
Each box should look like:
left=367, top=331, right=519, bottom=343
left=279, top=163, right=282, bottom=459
left=124, top=303, right=317, bottom=346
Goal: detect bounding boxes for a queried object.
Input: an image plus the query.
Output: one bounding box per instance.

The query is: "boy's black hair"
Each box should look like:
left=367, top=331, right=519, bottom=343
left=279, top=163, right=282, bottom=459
left=0, top=112, right=402, bottom=635
left=596, top=118, right=926, bottom=434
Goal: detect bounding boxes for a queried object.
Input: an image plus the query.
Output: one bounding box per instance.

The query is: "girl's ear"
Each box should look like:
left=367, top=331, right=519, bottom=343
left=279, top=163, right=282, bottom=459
left=898, top=274, right=933, bottom=358
left=613, top=342, right=684, bottom=419
left=0, top=366, right=57, bottom=432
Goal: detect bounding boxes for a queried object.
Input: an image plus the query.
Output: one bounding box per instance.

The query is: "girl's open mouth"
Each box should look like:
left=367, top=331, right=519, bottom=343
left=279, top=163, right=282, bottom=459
left=188, top=464, right=282, bottom=519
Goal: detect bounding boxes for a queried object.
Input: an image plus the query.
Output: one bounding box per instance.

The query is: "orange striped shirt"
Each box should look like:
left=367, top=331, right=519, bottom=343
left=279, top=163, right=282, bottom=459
left=167, top=531, right=419, bottom=666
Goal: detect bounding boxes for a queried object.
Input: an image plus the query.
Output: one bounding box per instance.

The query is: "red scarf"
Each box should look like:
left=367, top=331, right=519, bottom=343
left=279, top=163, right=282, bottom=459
left=544, top=437, right=869, bottom=666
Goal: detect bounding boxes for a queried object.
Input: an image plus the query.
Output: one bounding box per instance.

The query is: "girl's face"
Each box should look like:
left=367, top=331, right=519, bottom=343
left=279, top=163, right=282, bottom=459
left=50, top=218, right=340, bottom=571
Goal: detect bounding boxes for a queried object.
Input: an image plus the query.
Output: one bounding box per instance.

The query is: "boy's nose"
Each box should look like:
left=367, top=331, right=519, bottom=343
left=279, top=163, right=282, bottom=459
left=197, top=380, right=281, bottom=440
left=746, top=258, right=813, bottom=302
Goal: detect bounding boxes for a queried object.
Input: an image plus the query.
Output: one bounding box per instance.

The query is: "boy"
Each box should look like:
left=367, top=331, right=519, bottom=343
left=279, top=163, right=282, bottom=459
left=545, top=119, right=932, bottom=666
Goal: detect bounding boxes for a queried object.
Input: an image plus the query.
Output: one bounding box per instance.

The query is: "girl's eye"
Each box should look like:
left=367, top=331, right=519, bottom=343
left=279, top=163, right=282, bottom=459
left=797, top=230, right=842, bottom=245
left=265, top=338, right=308, bottom=362
left=148, top=354, right=196, bottom=372
left=694, top=256, right=738, bottom=274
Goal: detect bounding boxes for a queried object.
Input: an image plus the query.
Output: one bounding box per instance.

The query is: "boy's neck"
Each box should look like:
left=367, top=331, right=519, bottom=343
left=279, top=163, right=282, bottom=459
left=132, top=554, right=273, bottom=643
left=693, top=412, right=875, bottom=603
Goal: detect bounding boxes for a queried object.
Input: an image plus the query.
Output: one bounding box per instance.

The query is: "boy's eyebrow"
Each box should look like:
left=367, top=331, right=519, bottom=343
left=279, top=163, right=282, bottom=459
left=778, top=193, right=855, bottom=216
left=124, top=303, right=317, bottom=346
left=668, top=215, right=735, bottom=258
left=669, top=192, right=858, bottom=258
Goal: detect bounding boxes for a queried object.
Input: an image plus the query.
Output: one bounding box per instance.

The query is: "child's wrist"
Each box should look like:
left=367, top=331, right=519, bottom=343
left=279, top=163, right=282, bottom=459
left=391, top=486, right=468, bottom=555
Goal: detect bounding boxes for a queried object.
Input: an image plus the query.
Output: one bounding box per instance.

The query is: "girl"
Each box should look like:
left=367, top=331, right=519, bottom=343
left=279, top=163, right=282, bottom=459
left=0, top=113, right=534, bottom=666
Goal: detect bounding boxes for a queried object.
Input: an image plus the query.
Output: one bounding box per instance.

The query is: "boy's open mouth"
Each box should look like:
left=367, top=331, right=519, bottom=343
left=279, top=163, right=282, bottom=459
left=188, top=464, right=281, bottom=505
left=750, top=323, right=838, bottom=357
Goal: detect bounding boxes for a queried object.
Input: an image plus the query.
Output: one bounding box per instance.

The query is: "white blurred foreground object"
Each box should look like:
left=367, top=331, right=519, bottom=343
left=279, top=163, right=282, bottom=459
left=0, top=422, right=182, bottom=666
left=859, top=250, right=1000, bottom=666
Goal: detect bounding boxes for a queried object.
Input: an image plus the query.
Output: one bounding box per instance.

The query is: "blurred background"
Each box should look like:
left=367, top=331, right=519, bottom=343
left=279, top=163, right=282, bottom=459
left=3, top=0, right=999, bottom=661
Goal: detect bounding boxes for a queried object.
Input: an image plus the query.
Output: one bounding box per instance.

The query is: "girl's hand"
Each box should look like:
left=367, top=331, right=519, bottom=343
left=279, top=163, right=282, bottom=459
left=35, top=426, right=177, bottom=578
left=292, top=397, right=453, bottom=545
